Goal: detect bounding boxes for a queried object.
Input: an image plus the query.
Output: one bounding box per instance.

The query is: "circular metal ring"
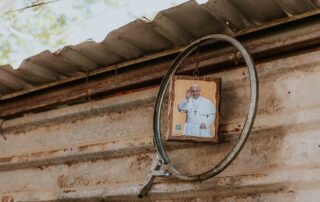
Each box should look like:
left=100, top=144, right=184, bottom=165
left=153, top=34, right=259, bottom=181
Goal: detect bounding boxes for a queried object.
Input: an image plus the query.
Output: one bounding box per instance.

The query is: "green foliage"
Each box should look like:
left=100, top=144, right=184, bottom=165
left=0, top=0, right=181, bottom=66
left=0, top=0, right=117, bottom=66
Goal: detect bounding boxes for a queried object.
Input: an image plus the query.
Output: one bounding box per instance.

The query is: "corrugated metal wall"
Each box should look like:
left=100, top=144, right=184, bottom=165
left=1, top=0, right=319, bottom=97
left=0, top=46, right=319, bottom=201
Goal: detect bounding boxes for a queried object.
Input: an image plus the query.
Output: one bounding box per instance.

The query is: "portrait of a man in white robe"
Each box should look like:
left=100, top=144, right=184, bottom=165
left=167, top=76, right=220, bottom=143
left=178, top=84, right=216, bottom=138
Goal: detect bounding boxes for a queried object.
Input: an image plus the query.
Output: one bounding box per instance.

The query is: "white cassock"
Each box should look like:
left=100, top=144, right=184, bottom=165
left=178, top=96, right=216, bottom=137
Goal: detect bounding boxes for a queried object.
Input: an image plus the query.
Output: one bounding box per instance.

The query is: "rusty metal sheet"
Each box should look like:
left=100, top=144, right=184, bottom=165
left=227, top=0, right=287, bottom=24
left=72, top=41, right=124, bottom=67
left=107, top=19, right=174, bottom=53
left=275, top=0, right=319, bottom=15
left=25, top=50, right=80, bottom=76
left=159, top=0, right=226, bottom=38
left=0, top=67, right=32, bottom=90
left=0, top=49, right=320, bottom=201
left=0, top=0, right=319, bottom=96
left=0, top=18, right=319, bottom=118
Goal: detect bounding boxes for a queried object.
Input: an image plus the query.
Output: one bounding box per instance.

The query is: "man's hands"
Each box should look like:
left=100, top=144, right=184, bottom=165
left=200, top=123, right=206, bottom=129
left=185, top=88, right=192, bottom=100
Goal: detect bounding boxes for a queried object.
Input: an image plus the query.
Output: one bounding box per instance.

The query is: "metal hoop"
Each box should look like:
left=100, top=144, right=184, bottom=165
left=153, top=34, right=259, bottom=181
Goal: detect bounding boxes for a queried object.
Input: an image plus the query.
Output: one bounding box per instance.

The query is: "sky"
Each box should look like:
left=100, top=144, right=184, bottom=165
left=0, top=0, right=192, bottom=67
left=49, top=0, right=189, bottom=44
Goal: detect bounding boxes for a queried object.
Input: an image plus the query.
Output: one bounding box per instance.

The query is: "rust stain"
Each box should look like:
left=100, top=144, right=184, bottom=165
left=130, top=154, right=152, bottom=170
left=139, top=141, right=146, bottom=146
left=78, top=137, right=142, bottom=152
left=78, top=141, right=112, bottom=152
left=262, top=92, right=283, bottom=114
left=64, top=161, right=73, bottom=167
left=0, top=157, right=13, bottom=164
left=0, top=148, right=64, bottom=164
left=63, top=189, right=76, bottom=193
left=78, top=145, right=91, bottom=152
left=1, top=196, right=14, bottom=202
left=57, top=175, right=90, bottom=189
left=234, top=193, right=262, bottom=200
left=266, top=98, right=282, bottom=113
left=102, top=178, right=108, bottom=184
left=57, top=175, right=68, bottom=188
left=94, top=178, right=109, bottom=186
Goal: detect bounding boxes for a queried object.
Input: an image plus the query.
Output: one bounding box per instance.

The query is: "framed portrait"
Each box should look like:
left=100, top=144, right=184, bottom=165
left=166, top=75, right=221, bottom=143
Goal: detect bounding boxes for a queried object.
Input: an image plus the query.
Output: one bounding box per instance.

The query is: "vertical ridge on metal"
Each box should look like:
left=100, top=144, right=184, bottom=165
left=153, top=34, right=259, bottom=179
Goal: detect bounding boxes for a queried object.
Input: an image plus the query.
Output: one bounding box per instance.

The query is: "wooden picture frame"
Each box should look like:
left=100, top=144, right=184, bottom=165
left=166, top=75, right=221, bottom=143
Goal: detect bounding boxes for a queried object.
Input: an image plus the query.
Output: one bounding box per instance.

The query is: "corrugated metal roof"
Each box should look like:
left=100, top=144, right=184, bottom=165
left=0, top=0, right=319, bottom=96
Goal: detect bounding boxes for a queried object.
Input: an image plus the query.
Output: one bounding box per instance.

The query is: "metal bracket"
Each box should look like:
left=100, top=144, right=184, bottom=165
left=151, top=170, right=171, bottom=177
left=0, top=119, right=6, bottom=140
left=138, top=154, right=171, bottom=198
